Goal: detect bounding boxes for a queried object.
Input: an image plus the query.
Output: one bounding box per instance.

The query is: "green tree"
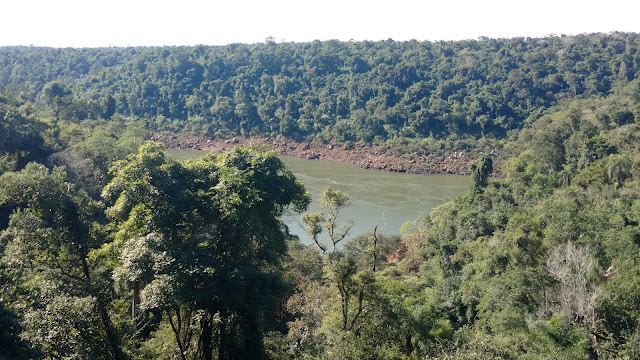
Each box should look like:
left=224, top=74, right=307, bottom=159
left=470, top=154, right=493, bottom=190
left=0, top=99, right=50, bottom=173
left=103, top=142, right=309, bottom=360
left=0, top=163, right=125, bottom=359
left=302, top=186, right=352, bottom=255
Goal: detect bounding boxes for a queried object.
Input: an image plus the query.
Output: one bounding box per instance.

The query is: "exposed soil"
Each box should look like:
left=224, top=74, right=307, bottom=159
left=151, top=132, right=503, bottom=177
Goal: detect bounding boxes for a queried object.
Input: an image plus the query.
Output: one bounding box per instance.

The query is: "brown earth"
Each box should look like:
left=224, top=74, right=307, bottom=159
left=151, top=132, right=503, bottom=177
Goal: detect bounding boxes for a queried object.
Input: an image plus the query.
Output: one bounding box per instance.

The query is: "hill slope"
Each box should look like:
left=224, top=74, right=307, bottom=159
left=2, top=33, right=639, bottom=143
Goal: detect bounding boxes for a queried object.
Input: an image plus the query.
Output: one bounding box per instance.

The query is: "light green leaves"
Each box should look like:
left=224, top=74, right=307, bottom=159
left=302, top=186, right=352, bottom=255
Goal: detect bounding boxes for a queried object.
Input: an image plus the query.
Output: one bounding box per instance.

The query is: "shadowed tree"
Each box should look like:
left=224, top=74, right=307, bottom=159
left=103, top=142, right=309, bottom=360
left=470, top=154, right=493, bottom=190
left=0, top=163, right=125, bottom=360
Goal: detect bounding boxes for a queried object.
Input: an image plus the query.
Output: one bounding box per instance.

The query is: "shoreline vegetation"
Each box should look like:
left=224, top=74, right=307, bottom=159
left=153, top=132, right=504, bottom=177
left=4, top=32, right=640, bottom=359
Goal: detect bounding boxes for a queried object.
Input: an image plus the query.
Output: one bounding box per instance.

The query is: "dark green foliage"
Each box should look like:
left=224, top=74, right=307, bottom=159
left=47, top=116, right=150, bottom=198
left=2, top=33, right=640, bottom=142
left=470, top=154, right=493, bottom=190
left=0, top=163, right=123, bottom=359
left=0, top=94, right=51, bottom=173
left=104, top=142, right=310, bottom=359
left=391, top=91, right=640, bottom=359
left=0, top=137, right=309, bottom=359
left=3, top=33, right=640, bottom=359
left=40, top=81, right=104, bottom=121
left=0, top=300, right=37, bottom=360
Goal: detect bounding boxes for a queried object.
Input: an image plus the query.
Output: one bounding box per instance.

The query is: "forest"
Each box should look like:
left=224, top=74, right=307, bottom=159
left=2, top=32, right=640, bottom=359
left=2, top=32, right=639, bottom=143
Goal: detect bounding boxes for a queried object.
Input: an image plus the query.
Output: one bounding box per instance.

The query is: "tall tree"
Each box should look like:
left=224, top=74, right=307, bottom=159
left=0, top=163, right=125, bottom=359
left=470, top=154, right=493, bottom=190
left=104, top=142, right=310, bottom=359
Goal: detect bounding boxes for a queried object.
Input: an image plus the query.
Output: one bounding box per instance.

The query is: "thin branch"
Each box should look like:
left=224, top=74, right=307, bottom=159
left=167, top=308, right=187, bottom=360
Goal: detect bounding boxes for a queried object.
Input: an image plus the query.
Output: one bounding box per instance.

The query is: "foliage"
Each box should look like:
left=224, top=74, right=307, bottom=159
left=396, top=91, right=640, bottom=359
left=3, top=33, right=640, bottom=359
left=301, top=186, right=352, bottom=254
left=470, top=154, right=493, bottom=190
left=0, top=163, right=123, bottom=359
left=2, top=33, right=640, bottom=144
left=103, top=142, right=309, bottom=359
left=0, top=94, right=51, bottom=174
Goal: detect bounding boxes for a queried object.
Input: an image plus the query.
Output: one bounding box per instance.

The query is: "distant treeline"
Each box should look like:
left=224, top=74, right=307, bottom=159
left=1, top=32, right=640, bottom=141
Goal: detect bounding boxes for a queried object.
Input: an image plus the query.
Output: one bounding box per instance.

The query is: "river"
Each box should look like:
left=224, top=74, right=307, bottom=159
left=167, top=149, right=471, bottom=244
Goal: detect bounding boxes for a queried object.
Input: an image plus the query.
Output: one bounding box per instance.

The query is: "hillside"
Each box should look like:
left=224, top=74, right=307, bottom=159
left=2, top=34, right=640, bottom=359
left=2, top=33, right=639, bottom=144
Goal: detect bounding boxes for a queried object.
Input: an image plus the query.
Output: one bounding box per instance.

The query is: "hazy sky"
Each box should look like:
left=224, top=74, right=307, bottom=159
left=3, top=0, right=639, bottom=47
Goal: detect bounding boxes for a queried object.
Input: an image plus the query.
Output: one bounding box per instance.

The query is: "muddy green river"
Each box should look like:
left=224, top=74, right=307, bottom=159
left=168, top=149, right=471, bottom=244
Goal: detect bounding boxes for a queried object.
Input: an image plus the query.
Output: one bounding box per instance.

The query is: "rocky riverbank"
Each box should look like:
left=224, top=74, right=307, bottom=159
left=151, top=133, right=503, bottom=177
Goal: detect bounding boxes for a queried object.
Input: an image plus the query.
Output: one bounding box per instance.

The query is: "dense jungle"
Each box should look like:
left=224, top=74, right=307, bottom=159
left=2, top=32, right=640, bottom=359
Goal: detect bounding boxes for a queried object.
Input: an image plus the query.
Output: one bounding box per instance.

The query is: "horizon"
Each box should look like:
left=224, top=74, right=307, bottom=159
left=2, top=31, right=637, bottom=50
left=3, top=0, right=640, bottom=48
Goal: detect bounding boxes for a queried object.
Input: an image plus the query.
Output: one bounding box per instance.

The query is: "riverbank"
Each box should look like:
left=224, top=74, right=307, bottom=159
left=151, top=132, right=503, bottom=177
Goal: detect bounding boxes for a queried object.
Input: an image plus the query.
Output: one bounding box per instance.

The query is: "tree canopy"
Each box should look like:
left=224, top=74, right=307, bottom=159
left=2, top=33, right=640, bottom=142
left=3, top=33, right=640, bottom=359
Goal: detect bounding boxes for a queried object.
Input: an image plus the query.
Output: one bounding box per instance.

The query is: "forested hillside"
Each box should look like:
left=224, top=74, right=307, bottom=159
left=2, top=32, right=640, bottom=142
left=3, top=34, right=640, bottom=359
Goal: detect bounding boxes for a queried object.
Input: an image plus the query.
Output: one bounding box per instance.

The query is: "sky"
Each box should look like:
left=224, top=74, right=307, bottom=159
left=2, top=0, right=640, bottom=48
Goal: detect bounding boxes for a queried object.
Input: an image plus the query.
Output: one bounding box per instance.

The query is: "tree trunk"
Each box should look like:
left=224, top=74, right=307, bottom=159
left=372, top=225, right=378, bottom=272
left=218, top=311, right=229, bottom=360
left=167, top=309, right=187, bottom=360
left=131, top=281, right=140, bottom=331
left=242, top=311, right=265, bottom=359
left=81, top=257, right=127, bottom=360
left=405, top=331, right=413, bottom=356
left=201, top=311, right=214, bottom=360
left=100, top=306, right=128, bottom=360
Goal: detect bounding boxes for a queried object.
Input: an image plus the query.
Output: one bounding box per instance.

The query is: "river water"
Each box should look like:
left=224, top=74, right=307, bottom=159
left=167, top=149, right=471, bottom=244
